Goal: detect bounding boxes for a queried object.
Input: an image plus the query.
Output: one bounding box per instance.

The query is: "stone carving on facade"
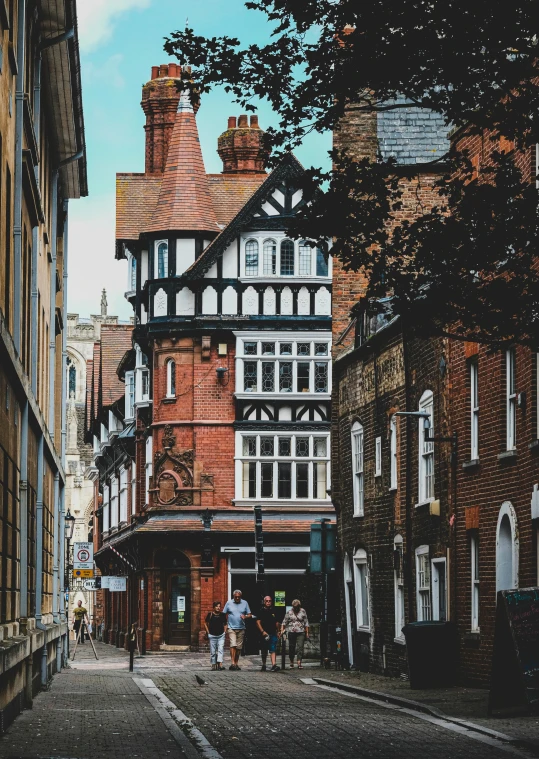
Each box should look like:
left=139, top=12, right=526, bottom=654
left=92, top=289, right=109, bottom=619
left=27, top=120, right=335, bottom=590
left=151, top=441, right=206, bottom=508
left=162, top=424, right=176, bottom=449
left=154, top=288, right=168, bottom=316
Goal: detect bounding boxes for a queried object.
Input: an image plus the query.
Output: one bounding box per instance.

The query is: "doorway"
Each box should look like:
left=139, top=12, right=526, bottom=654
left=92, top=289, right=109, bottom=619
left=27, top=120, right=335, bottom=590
left=431, top=558, right=447, bottom=621
left=166, top=572, right=191, bottom=645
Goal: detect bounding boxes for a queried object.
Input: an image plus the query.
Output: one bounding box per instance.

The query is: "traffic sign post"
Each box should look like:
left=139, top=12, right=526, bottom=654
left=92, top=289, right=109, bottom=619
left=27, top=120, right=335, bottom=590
left=73, top=569, right=94, bottom=579
left=73, top=542, right=94, bottom=570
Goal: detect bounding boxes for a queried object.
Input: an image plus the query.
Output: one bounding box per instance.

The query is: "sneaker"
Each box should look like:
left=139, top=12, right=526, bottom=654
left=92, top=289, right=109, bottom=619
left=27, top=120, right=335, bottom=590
left=235, top=665, right=241, bottom=670
left=260, top=664, right=267, bottom=671
left=271, top=665, right=280, bottom=672
left=229, top=665, right=236, bottom=670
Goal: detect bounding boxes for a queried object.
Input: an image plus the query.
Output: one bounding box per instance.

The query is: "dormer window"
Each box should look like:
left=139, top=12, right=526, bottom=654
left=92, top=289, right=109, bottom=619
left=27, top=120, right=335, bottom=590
left=245, top=239, right=259, bottom=275
left=155, top=241, right=168, bottom=278
left=166, top=359, right=176, bottom=398
left=280, top=239, right=294, bottom=276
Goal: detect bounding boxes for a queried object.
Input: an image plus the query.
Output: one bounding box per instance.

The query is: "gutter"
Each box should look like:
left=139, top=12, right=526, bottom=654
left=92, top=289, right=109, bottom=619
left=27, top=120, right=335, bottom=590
left=13, top=0, right=27, bottom=353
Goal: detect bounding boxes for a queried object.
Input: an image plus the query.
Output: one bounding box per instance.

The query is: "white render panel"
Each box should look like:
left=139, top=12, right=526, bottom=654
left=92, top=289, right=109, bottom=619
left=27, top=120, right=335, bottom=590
left=206, top=262, right=218, bottom=278
left=243, top=286, right=259, bottom=315
left=154, top=288, right=167, bottom=316
left=222, top=286, right=238, bottom=315
left=298, top=286, right=310, bottom=315
left=141, top=250, right=148, bottom=286
left=281, top=286, right=293, bottom=315
left=273, top=189, right=285, bottom=206
left=176, top=287, right=195, bottom=315
left=261, top=201, right=279, bottom=216
left=202, top=286, right=218, bottom=314
left=292, top=190, right=302, bottom=207
left=176, top=238, right=196, bottom=274
left=279, top=406, right=292, bottom=421
left=315, top=286, right=331, bottom=315
left=263, top=286, right=276, bottom=315
left=222, top=240, right=238, bottom=277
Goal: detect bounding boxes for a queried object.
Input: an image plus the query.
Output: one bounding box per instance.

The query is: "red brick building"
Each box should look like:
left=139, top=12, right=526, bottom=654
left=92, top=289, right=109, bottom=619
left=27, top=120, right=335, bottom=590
left=89, top=65, right=334, bottom=652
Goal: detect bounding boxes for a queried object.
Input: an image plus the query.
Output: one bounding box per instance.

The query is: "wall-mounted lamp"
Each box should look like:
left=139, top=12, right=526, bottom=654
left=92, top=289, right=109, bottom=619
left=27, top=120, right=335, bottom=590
left=64, top=509, right=76, bottom=540
left=216, top=367, right=228, bottom=383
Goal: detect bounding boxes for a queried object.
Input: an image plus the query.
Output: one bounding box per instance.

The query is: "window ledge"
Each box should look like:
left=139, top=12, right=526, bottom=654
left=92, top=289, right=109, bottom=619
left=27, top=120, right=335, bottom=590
left=162, top=397, right=176, bottom=404
left=498, top=449, right=517, bottom=464
left=393, top=637, right=406, bottom=646
left=356, top=627, right=371, bottom=634
left=464, top=630, right=480, bottom=643
left=414, top=499, right=434, bottom=509
left=529, top=440, right=539, bottom=452
left=462, top=459, right=480, bottom=471
left=353, top=513, right=365, bottom=519
left=388, top=486, right=398, bottom=492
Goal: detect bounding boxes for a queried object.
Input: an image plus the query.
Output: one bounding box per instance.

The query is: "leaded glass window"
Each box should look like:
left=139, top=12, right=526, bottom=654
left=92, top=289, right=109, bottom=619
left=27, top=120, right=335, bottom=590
left=296, top=437, right=309, bottom=457
left=297, top=343, right=310, bottom=356
left=297, top=362, right=310, bottom=392
left=314, top=437, right=327, bottom=457
left=296, top=463, right=309, bottom=497
left=315, top=362, right=329, bottom=392
left=280, top=343, right=292, bottom=355
left=299, top=241, right=312, bottom=275
left=279, top=437, right=291, bottom=456
left=262, top=342, right=275, bottom=355
left=280, top=239, right=295, bottom=275
left=157, top=241, right=168, bottom=278
left=263, top=239, right=276, bottom=275
left=245, top=239, right=259, bottom=275
left=278, top=463, right=292, bottom=498
left=244, top=362, right=258, bottom=390
left=260, top=437, right=274, bottom=456
left=243, top=437, right=256, bottom=456
left=316, top=247, right=328, bottom=276
left=262, top=362, right=275, bottom=392
left=315, top=343, right=328, bottom=356
left=279, top=362, right=293, bottom=392
left=261, top=463, right=273, bottom=497
left=244, top=342, right=257, bottom=355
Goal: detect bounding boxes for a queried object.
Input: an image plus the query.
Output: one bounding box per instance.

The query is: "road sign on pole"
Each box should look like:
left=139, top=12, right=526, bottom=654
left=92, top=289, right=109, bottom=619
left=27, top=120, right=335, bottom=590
left=73, top=569, right=94, bottom=579
left=73, top=542, right=94, bottom=570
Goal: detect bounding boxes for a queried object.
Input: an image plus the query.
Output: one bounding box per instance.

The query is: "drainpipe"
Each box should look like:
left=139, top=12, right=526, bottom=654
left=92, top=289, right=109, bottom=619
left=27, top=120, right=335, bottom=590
left=52, top=472, right=60, bottom=623
left=20, top=402, right=29, bottom=620
left=35, top=434, right=48, bottom=687
left=59, top=484, right=67, bottom=666
left=402, top=328, right=415, bottom=623
left=31, top=227, right=39, bottom=395
left=48, top=170, right=59, bottom=438
left=13, top=0, right=27, bottom=354
left=61, top=201, right=69, bottom=462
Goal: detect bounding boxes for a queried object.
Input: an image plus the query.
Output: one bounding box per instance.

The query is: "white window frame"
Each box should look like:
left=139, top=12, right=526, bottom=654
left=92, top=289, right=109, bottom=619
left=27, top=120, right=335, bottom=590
left=119, top=467, right=128, bottom=524
left=418, top=391, right=434, bottom=505
left=110, top=476, right=119, bottom=529
left=125, top=370, right=135, bottom=421
left=131, top=461, right=137, bottom=516
left=495, top=501, right=519, bottom=594
left=145, top=436, right=153, bottom=508
left=351, top=421, right=364, bottom=517
left=103, top=485, right=110, bottom=533
left=389, top=415, right=398, bottom=490
left=155, top=239, right=168, bottom=279
left=166, top=358, right=176, bottom=398
left=506, top=349, right=517, bottom=450
left=470, top=359, right=479, bottom=460
left=239, top=233, right=332, bottom=280
left=431, top=557, right=447, bottom=622
left=235, top=333, right=331, bottom=397
left=394, top=535, right=405, bottom=642
left=353, top=548, right=370, bottom=630
left=415, top=545, right=431, bottom=621
left=471, top=534, right=480, bottom=631
left=235, top=432, right=330, bottom=503
left=375, top=436, right=382, bottom=478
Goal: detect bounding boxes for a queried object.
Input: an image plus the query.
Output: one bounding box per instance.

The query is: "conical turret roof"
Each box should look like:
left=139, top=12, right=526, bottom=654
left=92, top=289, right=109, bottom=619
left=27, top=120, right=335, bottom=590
left=145, top=91, right=220, bottom=234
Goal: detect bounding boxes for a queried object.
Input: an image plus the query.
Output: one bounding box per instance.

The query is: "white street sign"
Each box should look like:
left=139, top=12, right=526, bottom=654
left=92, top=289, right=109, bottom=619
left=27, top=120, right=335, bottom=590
left=100, top=576, right=110, bottom=589
left=83, top=579, right=97, bottom=591
left=74, top=542, right=94, bottom=570
left=109, top=577, right=127, bottom=592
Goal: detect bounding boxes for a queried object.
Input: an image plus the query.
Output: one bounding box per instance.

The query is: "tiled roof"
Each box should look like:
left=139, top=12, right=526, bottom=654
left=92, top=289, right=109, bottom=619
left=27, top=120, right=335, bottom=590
left=207, top=174, right=266, bottom=227
left=85, top=358, right=93, bottom=432
left=146, top=99, right=220, bottom=234
left=92, top=343, right=100, bottom=425
left=137, top=513, right=334, bottom=534
left=99, top=325, right=133, bottom=408
left=378, top=97, right=449, bottom=165
left=116, top=174, right=162, bottom=241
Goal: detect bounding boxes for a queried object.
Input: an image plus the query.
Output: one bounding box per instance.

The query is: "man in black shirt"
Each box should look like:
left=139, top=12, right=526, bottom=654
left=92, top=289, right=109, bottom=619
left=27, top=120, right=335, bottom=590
left=204, top=601, right=228, bottom=670
left=256, top=596, right=281, bottom=672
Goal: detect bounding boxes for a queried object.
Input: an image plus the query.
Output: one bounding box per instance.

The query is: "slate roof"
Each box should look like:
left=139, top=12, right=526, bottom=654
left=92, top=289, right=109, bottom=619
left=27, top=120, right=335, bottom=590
left=137, top=512, right=335, bottom=534
left=378, top=97, right=449, bottom=165
left=146, top=96, right=220, bottom=234
left=99, top=325, right=133, bottom=408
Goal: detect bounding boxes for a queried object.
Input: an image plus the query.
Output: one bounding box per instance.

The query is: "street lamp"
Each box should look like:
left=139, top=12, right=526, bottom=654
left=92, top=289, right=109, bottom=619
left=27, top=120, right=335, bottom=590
left=65, top=509, right=76, bottom=540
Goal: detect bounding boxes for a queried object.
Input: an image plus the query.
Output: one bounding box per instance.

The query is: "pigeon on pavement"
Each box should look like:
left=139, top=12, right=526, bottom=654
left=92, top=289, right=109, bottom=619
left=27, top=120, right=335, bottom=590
left=195, top=674, right=207, bottom=686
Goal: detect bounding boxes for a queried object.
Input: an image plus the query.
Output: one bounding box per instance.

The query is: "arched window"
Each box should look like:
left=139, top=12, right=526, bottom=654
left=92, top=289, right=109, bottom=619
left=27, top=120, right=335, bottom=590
left=280, top=239, right=295, bottom=276
left=316, top=246, right=328, bottom=276
left=263, top=239, right=276, bottom=275
left=245, top=239, right=259, bottom=276
left=390, top=414, right=398, bottom=489
left=418, top=390, right=434, bottom=503
left=156, top=241, right=168, bottom=278
left=298, top=241, right=312, bottom=276
left=351, top=421, right=364, bottom=516
left=130, top=256, right=137, bottom=290
left=166, top=359, right=176, bottom=398
left=67, top=358, right=76, bottom=398
left=496, top=502, right=519, bottom=593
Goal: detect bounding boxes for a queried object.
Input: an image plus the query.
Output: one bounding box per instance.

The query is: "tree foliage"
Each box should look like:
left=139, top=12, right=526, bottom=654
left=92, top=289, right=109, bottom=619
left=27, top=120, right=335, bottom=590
left=164, top=1, right=539, bottom=346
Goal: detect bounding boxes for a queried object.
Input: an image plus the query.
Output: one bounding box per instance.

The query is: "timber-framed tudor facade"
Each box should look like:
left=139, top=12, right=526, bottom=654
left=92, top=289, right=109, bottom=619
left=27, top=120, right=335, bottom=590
left=88, top=64, right=334, bottom=652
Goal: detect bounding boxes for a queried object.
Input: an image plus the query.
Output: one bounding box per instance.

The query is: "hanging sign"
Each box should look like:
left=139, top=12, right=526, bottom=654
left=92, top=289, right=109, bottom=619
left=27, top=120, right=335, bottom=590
left=73, top=542, right=94, bottom=570
left=489, top=587, right=539, bottom=716
left=109, top=577, right=127, bottom=592
left=274, top=591, right=286, bottom=607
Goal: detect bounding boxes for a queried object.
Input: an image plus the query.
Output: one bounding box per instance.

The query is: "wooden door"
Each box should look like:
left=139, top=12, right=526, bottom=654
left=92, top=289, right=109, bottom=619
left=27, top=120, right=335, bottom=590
left=167, top=573, right=190, bottom=645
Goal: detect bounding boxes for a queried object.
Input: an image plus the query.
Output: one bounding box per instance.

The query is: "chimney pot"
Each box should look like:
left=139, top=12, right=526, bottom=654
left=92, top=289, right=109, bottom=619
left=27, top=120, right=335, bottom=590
left=218, top=115, right=266, bottom=174
left=159, top=64, right=168, bottom=77
left=151, top=66, right=159, bottom=80
left=238, top=114, right=248, bottom=128
left=250, top=115, right=260, bottom=129
left=228, top=116, right=237, bottom=129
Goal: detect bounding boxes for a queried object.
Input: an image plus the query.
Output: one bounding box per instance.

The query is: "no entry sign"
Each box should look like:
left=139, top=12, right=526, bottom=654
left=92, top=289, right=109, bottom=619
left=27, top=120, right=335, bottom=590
left=73, top=542, right=94, bottom=570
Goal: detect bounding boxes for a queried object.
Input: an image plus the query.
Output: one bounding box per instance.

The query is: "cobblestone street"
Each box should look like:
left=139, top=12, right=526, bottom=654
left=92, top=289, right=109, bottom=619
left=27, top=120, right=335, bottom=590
left=1, top=644, right=539, bottom=759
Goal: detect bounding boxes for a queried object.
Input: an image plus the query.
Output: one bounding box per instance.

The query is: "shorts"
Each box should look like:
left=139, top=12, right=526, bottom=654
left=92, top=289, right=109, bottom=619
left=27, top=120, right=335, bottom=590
left=228, top=628, right=245, bottom=649
left=261, top=634, right=278, bottom=654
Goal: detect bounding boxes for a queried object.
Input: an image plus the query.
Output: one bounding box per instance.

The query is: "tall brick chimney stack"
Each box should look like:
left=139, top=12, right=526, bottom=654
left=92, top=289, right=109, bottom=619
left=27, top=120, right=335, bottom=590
left=142, top=63, right=186, bottom=175
left=217, top=114, right=267, bottom=174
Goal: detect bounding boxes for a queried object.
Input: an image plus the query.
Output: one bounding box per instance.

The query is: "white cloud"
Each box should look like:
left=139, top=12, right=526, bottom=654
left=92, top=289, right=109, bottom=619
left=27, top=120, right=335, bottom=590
left=77, top=0, right=151, bottom=53
left=84, top=54, right=126, bottom=89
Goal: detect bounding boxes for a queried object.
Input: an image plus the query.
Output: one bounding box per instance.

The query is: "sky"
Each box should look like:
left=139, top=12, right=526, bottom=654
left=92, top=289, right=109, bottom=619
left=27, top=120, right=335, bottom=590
left=69, top=0, right=331, bottom=320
